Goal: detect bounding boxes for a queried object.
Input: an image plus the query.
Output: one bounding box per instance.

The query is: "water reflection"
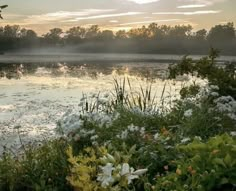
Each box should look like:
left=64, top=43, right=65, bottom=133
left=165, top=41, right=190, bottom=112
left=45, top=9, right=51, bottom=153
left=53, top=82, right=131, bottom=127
left=0, top=61, right=169, bottom=80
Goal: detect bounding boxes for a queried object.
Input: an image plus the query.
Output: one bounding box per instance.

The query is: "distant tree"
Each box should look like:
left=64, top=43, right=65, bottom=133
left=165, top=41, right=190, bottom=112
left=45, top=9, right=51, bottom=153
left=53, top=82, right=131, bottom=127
left=65, top=26, right=86, bottom=44
left=85, top=25, right=100, bottom=39
left=20, top=28, right=27, bottom=37
left=21, top=29, right=37, bottom=44
left=3, top=25, right=20, bottom=38
left=169, top=25, right=193, bottom=40
left=99, top=30, right=114, bottom=41
left=128, top=26, right=150, bottom=40
left=116, top=30, right=128, bottom=39
left=195, top=29, right=207, bottom=41
left=25, top=30, right=37, bottom=39
left=148, top=24, right=172, bottom=40
left=148, top=23, right=158, bottom=36
left=0, top=26, right=3, bottom=36
left=207, top=22, right=235, bottom=43
left=0, top=22, right=236, bottom=55
left=44, top=28, right=63, bottom=45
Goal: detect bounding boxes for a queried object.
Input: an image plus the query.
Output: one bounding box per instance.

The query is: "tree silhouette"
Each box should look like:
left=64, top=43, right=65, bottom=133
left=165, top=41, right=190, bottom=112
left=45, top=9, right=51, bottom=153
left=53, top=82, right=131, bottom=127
left=65, top=26, right=86, bottom=44
left=208, top=22, right=235, bottom=44
left=44, top=28, right=63, bottom=45
left=0, top=22, right=236, bottom=55
left=195, top=29, right=207, bottom=41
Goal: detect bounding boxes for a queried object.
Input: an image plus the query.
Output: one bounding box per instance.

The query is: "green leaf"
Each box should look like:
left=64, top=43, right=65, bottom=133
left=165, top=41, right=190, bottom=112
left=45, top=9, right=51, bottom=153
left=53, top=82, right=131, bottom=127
left=213, top=158, right=226, bottom=168
left=224, top=154, right=232, bottom=167
left=220, top=177, right=229, bottom=185
left=129, top=145, right=136, bottom=154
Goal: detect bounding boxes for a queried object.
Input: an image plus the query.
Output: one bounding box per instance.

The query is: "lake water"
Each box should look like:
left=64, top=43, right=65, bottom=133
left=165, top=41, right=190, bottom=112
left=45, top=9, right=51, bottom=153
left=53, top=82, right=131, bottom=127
left=0, top=53, right=234, bottom=154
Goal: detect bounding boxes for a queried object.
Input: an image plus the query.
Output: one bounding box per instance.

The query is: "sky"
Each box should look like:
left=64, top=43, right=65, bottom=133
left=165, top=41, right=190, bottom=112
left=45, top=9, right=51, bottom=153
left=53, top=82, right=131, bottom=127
left=1, top=0, right=236, bottom=35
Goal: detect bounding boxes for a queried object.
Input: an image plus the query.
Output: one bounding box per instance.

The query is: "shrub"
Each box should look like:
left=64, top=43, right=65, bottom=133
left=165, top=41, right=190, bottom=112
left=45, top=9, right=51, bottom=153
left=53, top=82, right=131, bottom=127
left=0, top=140, right=71, bottom=191
left=154, top=134, right=236, bottom=191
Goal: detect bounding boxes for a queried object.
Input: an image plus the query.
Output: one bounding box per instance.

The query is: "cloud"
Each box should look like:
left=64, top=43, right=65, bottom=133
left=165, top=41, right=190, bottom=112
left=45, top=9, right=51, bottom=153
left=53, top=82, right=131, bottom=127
left=178, top=0, right=228, bottom=7
left=177, top=4, right=207, bottom=8
left=126, top=0, right=160, bottom=4
left=153, top=10, right=221, bottom=15
left=109, top=20, right=119, bottom=23
left=71, top=12, right=144, bottom=21
left=24, top=9, right=116, bottom=24
left=22, top=10, right=144, bottom=25
left=119, top=19, right=181, bottom=26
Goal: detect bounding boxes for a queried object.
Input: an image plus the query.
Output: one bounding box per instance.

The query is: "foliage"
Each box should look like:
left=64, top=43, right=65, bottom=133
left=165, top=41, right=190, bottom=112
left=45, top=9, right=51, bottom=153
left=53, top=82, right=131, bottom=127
left=179, top=84, right=200, bottom=99
left=154, top=134, right=236, bottom=191
left=66, top=145, right=148, bottom=191
left=168, top=49, right=236, bottom=99
left=0, top=140, right=71, bottom=191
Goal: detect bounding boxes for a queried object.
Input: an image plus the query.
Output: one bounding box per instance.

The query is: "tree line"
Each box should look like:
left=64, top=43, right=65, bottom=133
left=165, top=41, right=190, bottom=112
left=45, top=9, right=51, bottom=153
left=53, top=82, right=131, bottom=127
left=0, top=22, right=236, bottom=55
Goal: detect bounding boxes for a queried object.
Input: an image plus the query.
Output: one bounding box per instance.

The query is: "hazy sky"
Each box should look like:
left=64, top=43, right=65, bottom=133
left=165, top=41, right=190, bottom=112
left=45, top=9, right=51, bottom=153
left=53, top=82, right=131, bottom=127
left=1, top=0, right=236, bottom=34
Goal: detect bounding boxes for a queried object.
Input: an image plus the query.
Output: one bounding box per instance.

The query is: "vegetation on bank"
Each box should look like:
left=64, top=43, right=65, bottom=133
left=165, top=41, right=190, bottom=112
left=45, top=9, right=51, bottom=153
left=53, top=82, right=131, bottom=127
left=0, top=23, right=236, bottom=55
left=0, top=51, right=236, bottom=191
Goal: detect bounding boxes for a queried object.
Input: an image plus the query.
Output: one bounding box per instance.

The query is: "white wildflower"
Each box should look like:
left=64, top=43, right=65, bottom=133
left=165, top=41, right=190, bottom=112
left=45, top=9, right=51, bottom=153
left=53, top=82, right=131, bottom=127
left=132, top=169, right=148, bottom=176
left=210, top=92, right=219, bottom=97
left=90, top=135, right=98, bottom=141
left=230, top=132, right=236, bottom=136
left=120, top=130, right=128, bottom=139
left=92, top=141, right=98, bottom=146
left=181, top=137, right=191, bottom=143
left=184, top=109, right=193, bottom=118
left=210, top=85, right=219, bottom=91
left=140, top=127, right=145, bottom=136
left=97, top=163, right=115, bottom=187
left=128, top=124, right=135, bottom=132
left=120, top=163, right=138, bottom=184
left=154, top=133, right=159, bottom=140
left=120, top=163, right=130, bottom=176
left=127, top=172, right=139, bottom=184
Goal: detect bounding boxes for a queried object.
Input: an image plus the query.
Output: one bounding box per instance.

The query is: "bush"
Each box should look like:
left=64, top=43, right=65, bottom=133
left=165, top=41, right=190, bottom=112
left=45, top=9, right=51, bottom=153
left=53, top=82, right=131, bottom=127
left=154, top=134, right=236, bottom=191
left=0, top=140, right=71, bottom=191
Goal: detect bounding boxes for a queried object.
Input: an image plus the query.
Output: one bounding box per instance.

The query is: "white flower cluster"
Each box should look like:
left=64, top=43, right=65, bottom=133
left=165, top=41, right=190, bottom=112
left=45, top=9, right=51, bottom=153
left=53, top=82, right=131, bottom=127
left=214, top=96, right=236, bottom=121
left=181, top=137, right=191, bottom=144
left=97, top=154, right=148, bottom=188
left=57, top=106, right=120, bottom=143
left=116, top=124, right=145, bottom=139
left=131, top=106, right=159, bottom=116
left=197, top=84, right=219, bottom=100
left=184, top=109, right=193, bottom=118
left=57, top=111, right=83, bottom=136
left=182, top=84, right=219, bottom=106
left=181, top=84, right=236, bottom=122
left=83, top=112, right=119, bottom=128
